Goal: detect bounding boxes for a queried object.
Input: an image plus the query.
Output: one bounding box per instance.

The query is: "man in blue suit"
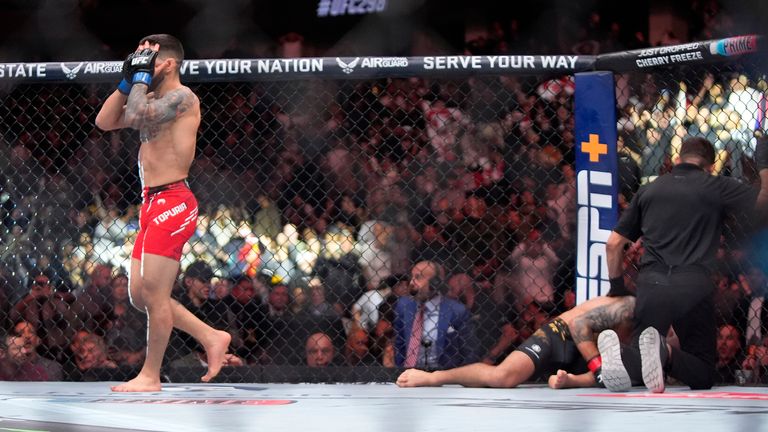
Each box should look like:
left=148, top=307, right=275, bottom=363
left=394, top=261, right=478, bottom=370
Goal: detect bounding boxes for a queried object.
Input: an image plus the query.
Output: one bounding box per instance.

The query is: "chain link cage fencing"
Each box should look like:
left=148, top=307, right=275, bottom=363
left=606, top=50, right=768, bottom=387
left=0, top=36, right=766, bottom=385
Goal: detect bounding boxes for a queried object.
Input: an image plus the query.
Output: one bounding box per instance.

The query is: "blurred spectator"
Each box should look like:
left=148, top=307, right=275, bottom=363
left=727, top=75, right=761, bottom=139
left=469, top=272, right=509, bottom=362
left=506, top=230, right=560, bottom=311
left=61, top=232, right=97, bottom=290
left=253, top=194, right=282, bottom=240
left=411, top=222, right=455, bottom=269
left=639, top=122, right=671, bottom=184
left=713, top=271, right=750, bottom=330
left=372, top=318, right=396, bottom=368
left=91, top=202, right=127, bottom=267
left=357, top=220, right=394, bottom=291
left=170, top=261, right=240, bottom=360
left=289, top=286, right=308, bottom=315
left=420, top=96, right=467, bottom=163
left=103, top=274, right=146, bottom=367
left=71, top=263, right=114, bottom=333
left=314, top=225, right=364, bottom=308
left=715, top=324, right=743, bottom=384
left=353, top=274, right=405, bottom=333
left=259, top=282, right=302, bottom=365
left=745, top=266, right=767, bottom=345
left=182, top=212, right=220, bottom=272
left=9, top=269, right=80, bottom=362
left=450, top=194, right=504, bottom=272
left=225, top=275, right=266, bottom=363
left=68, top=333, right=118, bottom=381
left=305, top=332, right=336, bottom=368
left=2, top=320, right=63, bottom=381
left=212, top=277, right=234, bottom=302
left=304, top=277, right=340, bottom=320
left=7, top=143, right=44, bottom=196
left=344, top=327, right=377, bottom=366
left=445, top=273, right=476, bottom=310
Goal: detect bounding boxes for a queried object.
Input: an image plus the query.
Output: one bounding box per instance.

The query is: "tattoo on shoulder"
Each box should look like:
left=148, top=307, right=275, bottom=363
left=570, top=298, right=635, bottom=345
left=147, top=87, right=196, bottom=124
left=136, top=87, right=197, bottom=142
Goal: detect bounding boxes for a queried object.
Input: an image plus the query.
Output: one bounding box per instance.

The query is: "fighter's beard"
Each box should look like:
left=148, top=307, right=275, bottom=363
left=149, top=74, right=164, bottom=92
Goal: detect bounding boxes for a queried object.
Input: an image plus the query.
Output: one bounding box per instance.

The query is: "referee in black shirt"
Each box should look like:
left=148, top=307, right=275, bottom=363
left=598, top=136, right=768, bottom=393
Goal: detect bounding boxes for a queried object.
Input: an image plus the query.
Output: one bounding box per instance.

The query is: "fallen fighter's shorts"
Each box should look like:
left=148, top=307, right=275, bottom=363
left=516, top=317, right=588, bottom=380
left=132, top=179, right=198, bottom=261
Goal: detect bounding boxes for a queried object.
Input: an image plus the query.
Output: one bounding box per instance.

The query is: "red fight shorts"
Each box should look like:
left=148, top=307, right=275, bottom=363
left=132, top=180, right=198, bottom=261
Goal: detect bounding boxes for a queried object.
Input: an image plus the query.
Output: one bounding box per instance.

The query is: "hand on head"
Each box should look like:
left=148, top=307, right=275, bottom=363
left=137, top=41, right=160, bottom=53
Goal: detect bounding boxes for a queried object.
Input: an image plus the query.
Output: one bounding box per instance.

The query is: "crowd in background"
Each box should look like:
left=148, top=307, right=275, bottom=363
left=1, top=5, right=768, bottom=384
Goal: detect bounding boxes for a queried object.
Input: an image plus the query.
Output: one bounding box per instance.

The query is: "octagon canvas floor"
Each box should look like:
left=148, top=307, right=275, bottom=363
left=0, top=382, right=767, bottom=432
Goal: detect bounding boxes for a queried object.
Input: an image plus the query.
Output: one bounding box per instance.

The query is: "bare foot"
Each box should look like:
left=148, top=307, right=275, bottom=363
left=111, top=373, right=161, bottom=392
left=548, top=369, right=569, bottom=389
left=201, top=330, right=231, bottom=383
left=396, top=369, right=433, bottom=387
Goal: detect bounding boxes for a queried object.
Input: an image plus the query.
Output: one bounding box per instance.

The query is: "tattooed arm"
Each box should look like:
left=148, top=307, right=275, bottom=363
left=569, top=296, right=635, bottom=362
left=95, top=90, right=129, bottom=131
left=547, top=297, right=635, bottom=389
left=123, top=85, right=196, bottom=131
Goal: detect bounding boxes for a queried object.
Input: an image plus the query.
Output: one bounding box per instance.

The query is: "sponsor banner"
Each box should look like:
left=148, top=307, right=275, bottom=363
left=0, top=58, right=328, bottom=83
left=0, top=55, right=596, bottom=84
left=574, top=71, right=619, bottom=304
left=596, top=34, right=762, bottom=71
left=710, top=34, right=759, bottom=57
left=0, top=36, right=759, bottom=83
left=409, top=55, right=597, bottom=79
left=0, top=61, right=123, bottom=82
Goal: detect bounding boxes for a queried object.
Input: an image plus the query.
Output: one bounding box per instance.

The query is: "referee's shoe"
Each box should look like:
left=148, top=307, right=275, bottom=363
left=640, top=327, right=668, bottom=393
left=597, top=330, right=631, bottom=391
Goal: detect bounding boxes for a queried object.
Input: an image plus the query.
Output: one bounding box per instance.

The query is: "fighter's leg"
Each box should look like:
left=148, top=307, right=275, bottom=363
left=128, top=258, right=146, bottom=312
left=168, top=297, right=231, bottom=383
left=112, top=254, right=178, bottom=392
left=396, top=351, right=534, bottom=388
left=125, top=257, right=230, bottom=385
left=488, top=350, right=536, bottom=387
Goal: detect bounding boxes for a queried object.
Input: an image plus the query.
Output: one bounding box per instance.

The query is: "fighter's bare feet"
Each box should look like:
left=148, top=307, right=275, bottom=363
left=111, top=373, right=161, bottom=392
left=396, top=369, right=433, bottom=387
left=548, top=369, right=570, bottom=389
left=201, top=330, right=231, bottom=383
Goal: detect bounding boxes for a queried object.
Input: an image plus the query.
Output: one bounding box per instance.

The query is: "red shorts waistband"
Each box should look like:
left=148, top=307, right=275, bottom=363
left=143, top=179, right=189, bottom=195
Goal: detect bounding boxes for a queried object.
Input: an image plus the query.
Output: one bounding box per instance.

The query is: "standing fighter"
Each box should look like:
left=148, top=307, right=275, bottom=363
left=95, top=34, right=230, bottom=392
left=396, top=295, right=635, bottom=389
left=600, top=136, right=768, bottom=392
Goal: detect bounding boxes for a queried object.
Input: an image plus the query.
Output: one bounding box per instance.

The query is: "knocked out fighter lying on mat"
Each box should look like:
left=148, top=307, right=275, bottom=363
left=396, top=294, right=634, bottom=389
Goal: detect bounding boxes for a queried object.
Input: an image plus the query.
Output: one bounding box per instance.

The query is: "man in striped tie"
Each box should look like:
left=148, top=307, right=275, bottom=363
left=393, top=261, right=478, bottom=370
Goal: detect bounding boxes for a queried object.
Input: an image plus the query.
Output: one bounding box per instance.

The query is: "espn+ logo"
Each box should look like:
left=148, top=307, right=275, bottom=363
left=576, top=134, right=613, bottom=302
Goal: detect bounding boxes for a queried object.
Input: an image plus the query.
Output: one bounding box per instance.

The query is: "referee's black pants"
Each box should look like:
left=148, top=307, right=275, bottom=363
left=623, top=267, right=716, bottom=390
